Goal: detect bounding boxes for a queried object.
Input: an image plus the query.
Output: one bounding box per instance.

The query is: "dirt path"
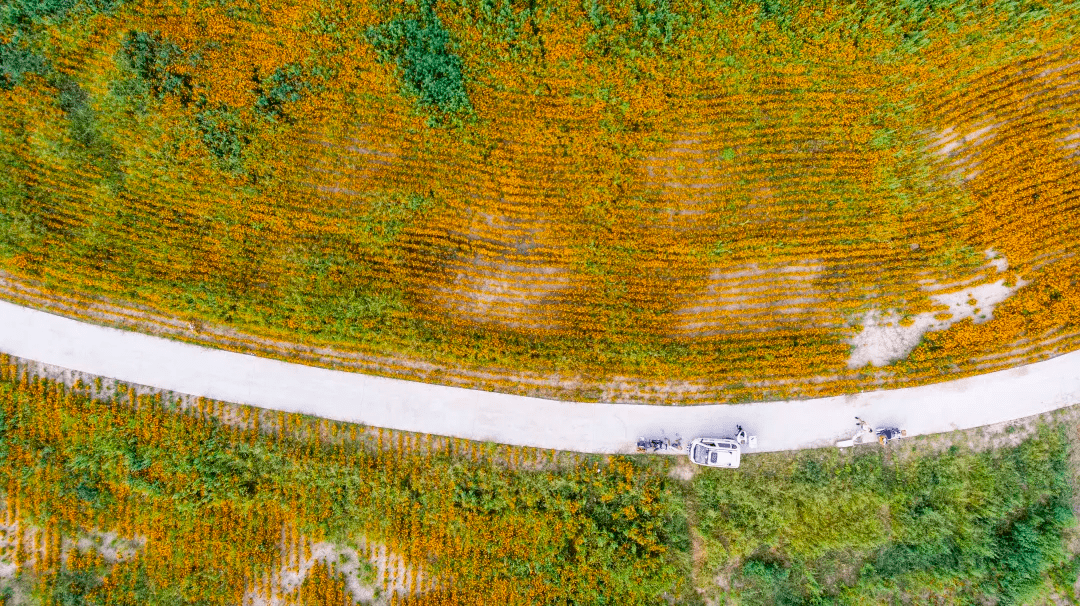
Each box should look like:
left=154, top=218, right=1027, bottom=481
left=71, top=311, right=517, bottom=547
left=2, top=300, right=1078, bottom=453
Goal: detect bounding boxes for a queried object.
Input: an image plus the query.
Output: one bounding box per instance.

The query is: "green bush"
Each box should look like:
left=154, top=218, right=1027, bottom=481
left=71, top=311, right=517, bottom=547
left=0, top=0, right=121, bottom=27
left=988, top=494, right=1074, bottom=603
left=51, top=567, right=102, bottom=606
left=46, top=559, right=184, bottom=606
left=2, top=0, right=79, bottom=25
left=634, top=0, right=683, bottom=50
left=53, top=77, right=122, bottom=184
left=0, top=157, right=46, bottom=258
left=584, top=0, right=686, bottom=58
left=0, top=35, right=46, bottom=90
left=194, top=107, right=248, bottom=174
left=367, top=2, right=471, bottom=119
left=118, top=30, right=193, bottom=105
left=253, top=63, right=312, bottom=123
left=57, top=78, right=97, bottom=147
left=119, top=31, right=313, bottom=167
left=698, top=424, right=1076, bottom=604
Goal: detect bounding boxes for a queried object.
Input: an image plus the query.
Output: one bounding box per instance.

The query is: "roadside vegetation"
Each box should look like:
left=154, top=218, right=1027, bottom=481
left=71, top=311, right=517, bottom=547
left=694, top=428, right=1078, bottom=604
left=0, top=0, right=1078, bottom=404
left=0, top=357, right=686, bottom=605
left=0, top=357, right=1077, bottom=605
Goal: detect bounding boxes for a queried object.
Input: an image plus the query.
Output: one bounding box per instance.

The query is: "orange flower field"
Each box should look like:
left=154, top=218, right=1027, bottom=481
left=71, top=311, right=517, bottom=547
left=0, top=0, right=1078, bottom=402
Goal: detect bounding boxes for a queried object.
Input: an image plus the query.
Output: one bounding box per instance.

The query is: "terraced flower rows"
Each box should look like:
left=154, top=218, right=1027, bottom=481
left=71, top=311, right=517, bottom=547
left=0, top=0, right=1078, bottom=403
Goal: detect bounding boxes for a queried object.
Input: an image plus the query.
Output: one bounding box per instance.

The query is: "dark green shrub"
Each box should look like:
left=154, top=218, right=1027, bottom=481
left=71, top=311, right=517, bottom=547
left=367, top=2, right=471, bottom=119
left=0, top=170, right=46, bottom=258
left=57, top=78, right=96, bottom=146
left=583, top=0, right=687, bottom=58
left=2, top=0, right=78, bottom=25
left=631, top=0, right=684, bottom=51
left=0, top=0, right=121, bottom=27
left=118, top=30, right=193, bottom=105
left=665, top=508, right=692, bottom=553
left=792, top=458, right=827, bottom=486
left=194, top=107, right=248, bottom=174
left=988, top=499, right=1074, bottom=604
left=253, top=63, right=310, bottom=123
left=51, top=567, right=101, bottom=606
left=737, top=557, right=823, bottom=606
left=0, top=35, right=46, bottom=89
left=54, top=77, right=122, bottom=181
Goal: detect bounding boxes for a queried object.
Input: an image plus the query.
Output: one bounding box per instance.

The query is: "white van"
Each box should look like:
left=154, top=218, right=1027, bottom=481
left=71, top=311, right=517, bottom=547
left=688, top=438, right=741, bottom=469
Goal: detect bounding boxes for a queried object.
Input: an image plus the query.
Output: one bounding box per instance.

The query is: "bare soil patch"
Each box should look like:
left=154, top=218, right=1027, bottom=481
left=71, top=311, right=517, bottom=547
left=432, top=257, right=570, bottom=330
left=0, top=508, right=146, bottom=602
left=296, top=123, right=402, bottom=203
left=245, top=529, right=420, bottom=606
left=642, top=132, right=719, bottom=192
left=640, top=131, right=733, bottom=231
left=428, top=191, right=575, bottom=332
left=925, top=118, right=1003, bottom=182
left=848, top=249, right=1025, bottom=368
left=671, top=261, right=827, bottom=337
left=1061, top=128, right=1080, bottom=159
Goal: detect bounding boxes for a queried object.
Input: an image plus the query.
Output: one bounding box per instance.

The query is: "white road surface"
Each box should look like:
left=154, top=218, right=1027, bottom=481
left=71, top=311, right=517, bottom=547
left=2, top=299, right=1079, bottom=454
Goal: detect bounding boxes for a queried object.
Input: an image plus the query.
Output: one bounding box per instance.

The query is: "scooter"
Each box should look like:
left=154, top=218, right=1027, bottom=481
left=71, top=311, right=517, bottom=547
left=875, top=426, right=907, bottom=445
left=636, top=435, right=684, bottom=453
left=837, top=417, right=907, bottom=448
left=637, top=437, right=668, bottom=453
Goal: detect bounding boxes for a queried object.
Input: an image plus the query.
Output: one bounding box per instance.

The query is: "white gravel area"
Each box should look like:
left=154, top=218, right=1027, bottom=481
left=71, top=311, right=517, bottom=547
left=847, top=277, right=1025, bottom=368
left=1, top=300, right=1078, bottom=454
left=848, top=248, right=1025, bottom=368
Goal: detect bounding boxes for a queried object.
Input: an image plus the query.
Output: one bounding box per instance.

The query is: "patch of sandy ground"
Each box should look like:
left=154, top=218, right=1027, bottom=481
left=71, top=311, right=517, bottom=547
left=847, top=248, right=1028, bottom=368
left=245, top=531, right=424, bottom=606
left=640, top=131, right=726, bottom=228
left=672, top=262, right=826, bottom=336
left=925, top=56, right=1080, bottom=179
left=0, top=500, right=421, bottom=606
left=432, top=255, right=569, bottom=331
left=0, top=514, right=146, bottom=604
left=0, top=523, right=145, bottom=573
left=431, top=202, right=572, bottom=331
left=926, top=119, right=1002, bottom=182
left=298, top=127, right=401, bottom=201
left=1062, top=129, right=1080, bottom=158
left=642, top=131, right=722, bottom=193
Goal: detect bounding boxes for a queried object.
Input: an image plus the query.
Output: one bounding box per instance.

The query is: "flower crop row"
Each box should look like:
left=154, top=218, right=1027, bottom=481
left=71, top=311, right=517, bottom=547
left=0, top=355, right=682, bottom=604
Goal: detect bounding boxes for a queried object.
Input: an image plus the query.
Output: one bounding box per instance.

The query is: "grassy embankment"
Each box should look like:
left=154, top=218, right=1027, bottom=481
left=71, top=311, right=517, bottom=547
left=1, top=0, right=1079, bottom=402
left=0, top=357, right=1077, bottom=605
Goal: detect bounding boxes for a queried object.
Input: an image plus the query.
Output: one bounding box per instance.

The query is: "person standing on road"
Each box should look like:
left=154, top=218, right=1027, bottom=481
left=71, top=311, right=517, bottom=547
left=855, top=416, right=873, bottom=436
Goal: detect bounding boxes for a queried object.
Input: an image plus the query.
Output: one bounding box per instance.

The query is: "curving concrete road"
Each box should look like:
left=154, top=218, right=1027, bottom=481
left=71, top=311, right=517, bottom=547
left=1, top=299, right=1079, bottom=454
